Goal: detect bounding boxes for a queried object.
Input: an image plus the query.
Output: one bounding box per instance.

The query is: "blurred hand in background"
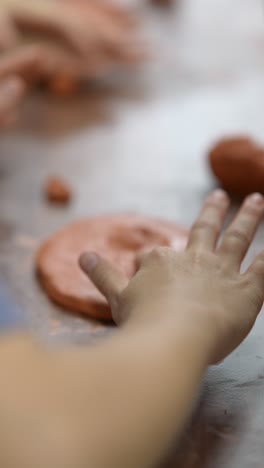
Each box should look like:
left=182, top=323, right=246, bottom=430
left=0, top=45, right=41, bottom=126
left=0, top=0, right=144, bottom=95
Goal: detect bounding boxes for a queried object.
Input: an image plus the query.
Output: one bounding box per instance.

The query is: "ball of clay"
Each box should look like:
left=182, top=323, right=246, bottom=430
left=36, top=214, right=188, bottom=320
left=45, top=177, right=72, bottom=204
left=209, top=136, right=264, bottom=196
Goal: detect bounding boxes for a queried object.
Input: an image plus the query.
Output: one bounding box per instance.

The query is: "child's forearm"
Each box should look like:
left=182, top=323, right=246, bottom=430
left=0, top=313, right=210, bottom=468
left=57, top=311, right=211, bottom=468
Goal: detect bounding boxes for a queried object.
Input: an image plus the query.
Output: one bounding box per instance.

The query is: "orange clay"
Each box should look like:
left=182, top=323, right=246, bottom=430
left=37, top=214, right=188, bottom=320
left=45, top=177, right=72, bottom=204
left=209, top=136, right=264, bottom=196
left=48, top=75, right=78, bottom=96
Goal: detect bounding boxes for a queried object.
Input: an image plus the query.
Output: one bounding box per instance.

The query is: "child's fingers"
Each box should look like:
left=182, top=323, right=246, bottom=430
left=218, top=194, right=264, bottom=270
left=187, top=190, right=229, bottom=252
left=0, top=45, right=43, bottom=80
left=0, top=76, right=25, bottom=122
left=245, top=250, right=264, bottom=304
left=79, top=252, right=128, bottom=318
left=0, top=13, right=18, bottom=50
left=135, top=248, right=154, bottom=270
left=76, top=0, right=137, bottom=28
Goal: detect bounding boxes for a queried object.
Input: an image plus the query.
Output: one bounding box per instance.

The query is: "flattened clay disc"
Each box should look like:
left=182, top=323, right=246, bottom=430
left=36, top=214, right=188, bottom=320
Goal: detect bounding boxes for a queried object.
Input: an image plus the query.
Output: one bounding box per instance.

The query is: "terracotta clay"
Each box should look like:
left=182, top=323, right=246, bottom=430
left=48, top=75, right=78, bottom=97
left=36, top=214, right=188, bottom=320
left=45, top=177, right=72, bottom=204
left=209, top=136, right=264, bottom=196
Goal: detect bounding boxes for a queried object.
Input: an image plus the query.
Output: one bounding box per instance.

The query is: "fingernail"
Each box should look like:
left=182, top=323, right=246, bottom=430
left=210, top=189, right=228, bottom=201
left=79, top=252, right=98, bottom=273
left=247, top=193, right=264, bottom=205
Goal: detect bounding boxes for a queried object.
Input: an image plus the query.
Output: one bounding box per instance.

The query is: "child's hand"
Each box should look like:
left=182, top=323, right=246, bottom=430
left=0, top=0, right=143, bottom=82
left=80, top=190, right=264, bottom=364
left=0, top=46, right=41, bottom=125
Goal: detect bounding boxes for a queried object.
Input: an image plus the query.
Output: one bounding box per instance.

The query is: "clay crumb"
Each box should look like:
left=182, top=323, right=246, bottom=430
left=45, top=177, right=72, bottom=205
left=48, top=76, right=78, bottom=97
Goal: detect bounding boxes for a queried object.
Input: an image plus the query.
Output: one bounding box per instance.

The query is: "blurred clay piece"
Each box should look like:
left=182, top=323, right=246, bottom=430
left=36, top=214, right=188, bottom=320
left=45, top=177, right=72, bottom=204
left=47, top=75, right=78, bottom=97
left=209, top=136, right=264, bottom=196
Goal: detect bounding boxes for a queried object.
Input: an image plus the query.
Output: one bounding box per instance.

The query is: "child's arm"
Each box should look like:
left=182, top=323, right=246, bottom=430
left=0, top=190, right=264, bottom=468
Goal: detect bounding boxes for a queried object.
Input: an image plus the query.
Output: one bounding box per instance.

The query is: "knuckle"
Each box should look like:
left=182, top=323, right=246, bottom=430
left=204, top=199, right=226, bottom=209
left=140, top=246, right=177, bottom=270
left=254, top=256, right=264, bottom=273
left=225, top=229, right=249, bottom=246
left=190, top=249, right=208, bottom=265
left=257, top=250, right=264, bottom=262
left=192, top=220, right=219, bottom=235
left=149, top=246, right=171, bottom=260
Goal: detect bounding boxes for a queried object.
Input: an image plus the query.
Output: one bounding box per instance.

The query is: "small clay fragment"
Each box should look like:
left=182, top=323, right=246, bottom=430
left=45, top=177, right=72, bottom=205
left=48, top=75, right=78, bottom=97
left=36, top=214, right=188, bottom=320
left=209, top=136, right=264, bottom=196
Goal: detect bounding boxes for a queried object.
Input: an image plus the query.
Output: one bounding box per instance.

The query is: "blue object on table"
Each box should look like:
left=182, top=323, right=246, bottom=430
left=0, top=282, right=27, bottom=332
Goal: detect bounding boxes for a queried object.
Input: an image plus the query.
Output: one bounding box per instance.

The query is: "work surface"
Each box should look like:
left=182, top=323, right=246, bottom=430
left=1, top=0, right=264, bottom=466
